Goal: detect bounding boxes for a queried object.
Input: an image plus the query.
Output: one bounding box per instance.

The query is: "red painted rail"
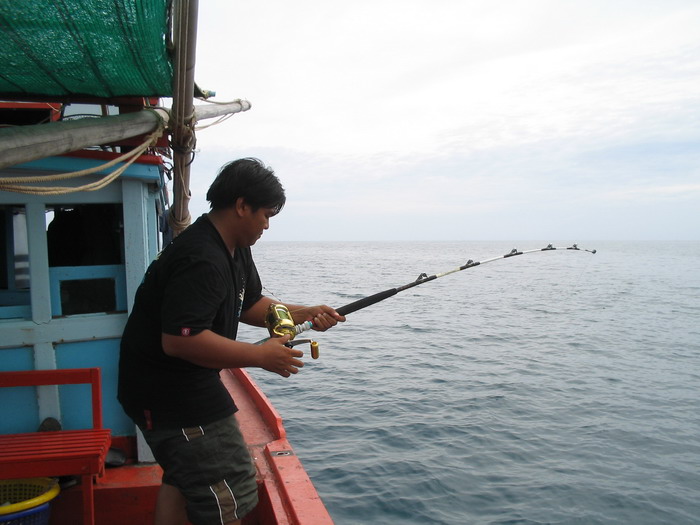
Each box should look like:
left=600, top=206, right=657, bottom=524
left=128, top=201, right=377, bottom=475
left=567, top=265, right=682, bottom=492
left=223, top=368, right=334, bottom=524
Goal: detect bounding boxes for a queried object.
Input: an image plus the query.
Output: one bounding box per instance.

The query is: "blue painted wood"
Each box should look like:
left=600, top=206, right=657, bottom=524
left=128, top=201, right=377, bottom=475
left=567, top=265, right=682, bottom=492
left=0, top=155, right=162, bottom=206
left=12, top=156, right=162, bottom=183
left=1, top=153, right=165, bottom=439
left=0, top=314, right=127, bottom=348
left=26, top=202, right=51, bottom=324
left=122, top=180, right=153, bottom=313
left=0, top=347, right=35, bottom=371
left=56, top=339, right=132, bottom=436
left=0, top=385, right=39, bottom=434
left=0, top=347, right=38, bottom=434
left=0, top=290, right=30, bottom=306
left=0, top=184, right=122, bottom=206
left=0, top=305, right=31, bottom=319
left=48, top=264, right=127, bottom=316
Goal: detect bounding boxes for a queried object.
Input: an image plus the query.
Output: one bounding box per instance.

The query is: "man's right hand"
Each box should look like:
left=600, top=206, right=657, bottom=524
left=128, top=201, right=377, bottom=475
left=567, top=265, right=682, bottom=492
left=259, top=335, right=305, bottom=377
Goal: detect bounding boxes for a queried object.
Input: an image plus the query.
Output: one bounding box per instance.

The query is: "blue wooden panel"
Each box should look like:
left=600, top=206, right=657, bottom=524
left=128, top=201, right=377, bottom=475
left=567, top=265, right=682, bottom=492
left=0, top=346, right=34, bottom=371
left=0, top=304, right=31, bottom=319
left=49, top=264, right=126, bottom=316
left=55, top=339, right=133, bottom=436
left=0, top=347, right=39, bottom=434
left=14, top=156, right=162, bottom=184
left=56, top=382, right=94, bottom=429
left=0, top=290, right=30, bottom=306
left=0, top=385, right=40, bottom=434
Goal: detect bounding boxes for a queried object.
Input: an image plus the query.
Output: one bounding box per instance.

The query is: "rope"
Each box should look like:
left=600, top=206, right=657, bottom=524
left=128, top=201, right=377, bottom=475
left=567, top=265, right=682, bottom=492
left=167, top=198, right=192, bottom=233
left=192, top=97, right=246, bottom=131
left=0, top=128, right=163, bottom=195
left=168, top=120, right=195, bottom=235
left=194, top=112, right=233, bottom=131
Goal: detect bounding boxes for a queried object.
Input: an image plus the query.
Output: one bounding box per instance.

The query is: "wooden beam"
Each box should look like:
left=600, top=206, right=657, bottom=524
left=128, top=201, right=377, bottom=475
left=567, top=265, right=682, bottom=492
left=0, top=101, right=251, bottom=171
left=0, top=110, right=167, bottom=171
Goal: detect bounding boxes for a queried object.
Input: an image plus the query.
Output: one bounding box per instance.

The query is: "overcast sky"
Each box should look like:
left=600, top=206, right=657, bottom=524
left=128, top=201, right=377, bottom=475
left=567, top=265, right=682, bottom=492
left=182, top=0, right=699, bottom=241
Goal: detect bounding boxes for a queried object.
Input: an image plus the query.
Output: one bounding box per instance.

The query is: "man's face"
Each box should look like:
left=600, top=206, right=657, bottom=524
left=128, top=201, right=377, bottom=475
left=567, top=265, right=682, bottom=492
left=241, top=205, right=276, bottom=246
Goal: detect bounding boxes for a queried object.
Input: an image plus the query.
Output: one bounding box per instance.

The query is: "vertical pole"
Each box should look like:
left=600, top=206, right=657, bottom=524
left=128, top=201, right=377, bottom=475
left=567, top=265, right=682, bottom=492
left=26, top=202, right=60, bottom=421
left=169, top=0, right=199, bottom=237
left=121, top=180, right=149, bottom=312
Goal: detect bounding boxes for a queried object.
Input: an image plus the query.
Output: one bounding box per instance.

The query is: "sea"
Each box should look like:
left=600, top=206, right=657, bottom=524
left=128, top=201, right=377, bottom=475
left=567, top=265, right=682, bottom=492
left=237, top=241, right=700, bottom=525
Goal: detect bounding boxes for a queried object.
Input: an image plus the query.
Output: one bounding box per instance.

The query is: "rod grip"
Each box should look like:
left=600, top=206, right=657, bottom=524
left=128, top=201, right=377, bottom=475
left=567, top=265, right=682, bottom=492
left=337, top=288, right=398, bottom=316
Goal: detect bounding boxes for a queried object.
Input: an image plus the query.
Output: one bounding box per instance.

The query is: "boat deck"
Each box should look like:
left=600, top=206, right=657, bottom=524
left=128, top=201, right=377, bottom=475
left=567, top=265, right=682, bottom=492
left=48, top=368, right=332, bottom=525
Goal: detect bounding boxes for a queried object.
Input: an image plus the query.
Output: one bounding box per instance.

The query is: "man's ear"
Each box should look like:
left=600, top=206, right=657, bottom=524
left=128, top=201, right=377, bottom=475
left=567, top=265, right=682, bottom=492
left=234, top=197, right=248, bottom=217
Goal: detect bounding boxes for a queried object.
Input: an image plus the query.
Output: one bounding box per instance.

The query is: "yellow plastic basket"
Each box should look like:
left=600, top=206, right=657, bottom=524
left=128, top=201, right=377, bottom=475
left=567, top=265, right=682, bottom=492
left=0, top=479, right=60, bottom=516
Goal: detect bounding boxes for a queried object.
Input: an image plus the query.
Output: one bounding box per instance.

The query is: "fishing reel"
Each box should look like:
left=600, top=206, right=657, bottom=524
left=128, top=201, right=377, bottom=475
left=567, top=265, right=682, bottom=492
left=265, top=303, right=320, bottom=359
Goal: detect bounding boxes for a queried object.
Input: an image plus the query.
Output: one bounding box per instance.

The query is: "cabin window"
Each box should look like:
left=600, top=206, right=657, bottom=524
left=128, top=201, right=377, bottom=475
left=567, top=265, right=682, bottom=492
left=0, top=206, right=31, bottom=319
left=46, top=204, right=126, bottom=316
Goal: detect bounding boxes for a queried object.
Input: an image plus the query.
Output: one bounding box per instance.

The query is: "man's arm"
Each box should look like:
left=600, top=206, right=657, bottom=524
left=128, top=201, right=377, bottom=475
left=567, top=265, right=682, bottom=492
left=240, top=296, right=345, bottom=331
left=161, top=330, right=303, bottom=377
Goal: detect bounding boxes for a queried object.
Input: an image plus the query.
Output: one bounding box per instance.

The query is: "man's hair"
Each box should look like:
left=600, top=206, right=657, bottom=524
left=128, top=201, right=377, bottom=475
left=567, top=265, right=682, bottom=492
left=206, top=158, right=286, bottom=214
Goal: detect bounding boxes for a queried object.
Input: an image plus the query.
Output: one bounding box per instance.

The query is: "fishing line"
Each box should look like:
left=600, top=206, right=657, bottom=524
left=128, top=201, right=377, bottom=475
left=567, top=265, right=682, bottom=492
left=259, top=243, right=596, bottom=344
left=262, top=284, right=283, bottom=303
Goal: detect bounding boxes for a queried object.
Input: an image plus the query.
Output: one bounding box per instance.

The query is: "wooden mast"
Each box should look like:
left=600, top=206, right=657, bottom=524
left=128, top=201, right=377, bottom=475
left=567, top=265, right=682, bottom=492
left=169, top=0, right=199, bottom=237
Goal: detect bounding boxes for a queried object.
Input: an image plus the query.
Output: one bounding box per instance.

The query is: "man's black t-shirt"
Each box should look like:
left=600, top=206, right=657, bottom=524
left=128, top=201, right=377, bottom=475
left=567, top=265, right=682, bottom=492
left=118, top=214, right=263, bottom=429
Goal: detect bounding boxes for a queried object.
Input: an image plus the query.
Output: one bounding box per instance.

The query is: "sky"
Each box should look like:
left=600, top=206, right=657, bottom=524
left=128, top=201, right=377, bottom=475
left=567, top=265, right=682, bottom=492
left=182, top=0, right=699, bottom=241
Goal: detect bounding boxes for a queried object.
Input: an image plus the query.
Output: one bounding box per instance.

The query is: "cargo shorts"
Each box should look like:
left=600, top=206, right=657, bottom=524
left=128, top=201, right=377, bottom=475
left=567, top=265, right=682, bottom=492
left=140, top=414, right=258, bottom=524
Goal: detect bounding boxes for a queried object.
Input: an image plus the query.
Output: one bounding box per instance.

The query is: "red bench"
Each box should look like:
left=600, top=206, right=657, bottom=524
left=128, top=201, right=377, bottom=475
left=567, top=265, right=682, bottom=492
left=0, top=368, right=111, bottom=525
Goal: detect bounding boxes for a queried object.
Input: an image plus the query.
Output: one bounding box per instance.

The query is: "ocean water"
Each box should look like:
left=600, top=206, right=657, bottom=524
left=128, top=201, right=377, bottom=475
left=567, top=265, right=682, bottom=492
left=237, top=241, right=700, bottom=525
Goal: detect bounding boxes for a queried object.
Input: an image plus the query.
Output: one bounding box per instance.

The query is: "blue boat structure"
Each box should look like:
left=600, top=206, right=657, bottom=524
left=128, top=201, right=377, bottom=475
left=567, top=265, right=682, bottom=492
left=0, top=2, right=333, bottom=523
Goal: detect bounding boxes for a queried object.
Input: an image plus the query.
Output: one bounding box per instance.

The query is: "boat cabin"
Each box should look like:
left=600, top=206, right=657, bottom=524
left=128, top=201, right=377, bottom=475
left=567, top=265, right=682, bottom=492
left=0, top=101, right=166, bottom=445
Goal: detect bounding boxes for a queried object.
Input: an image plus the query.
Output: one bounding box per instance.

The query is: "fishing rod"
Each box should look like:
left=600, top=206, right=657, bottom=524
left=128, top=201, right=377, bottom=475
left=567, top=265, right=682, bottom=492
left=261, top=243, right=596, bottom=356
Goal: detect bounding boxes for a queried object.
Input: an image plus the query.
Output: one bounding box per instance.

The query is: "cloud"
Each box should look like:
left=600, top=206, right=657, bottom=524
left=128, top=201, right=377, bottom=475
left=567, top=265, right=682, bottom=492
left=602, top=183, right=700, bottom=201
left=185, top=1, right=700, bottom=241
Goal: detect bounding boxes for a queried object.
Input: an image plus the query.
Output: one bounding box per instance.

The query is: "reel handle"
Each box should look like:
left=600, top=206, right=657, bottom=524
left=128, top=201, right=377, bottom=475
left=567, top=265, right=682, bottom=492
left=285, top=338, right=320, bottom=359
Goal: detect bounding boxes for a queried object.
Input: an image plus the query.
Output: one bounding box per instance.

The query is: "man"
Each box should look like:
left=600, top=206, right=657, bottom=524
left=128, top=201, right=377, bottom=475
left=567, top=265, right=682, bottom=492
left=118, top=158, right=344, bottom=525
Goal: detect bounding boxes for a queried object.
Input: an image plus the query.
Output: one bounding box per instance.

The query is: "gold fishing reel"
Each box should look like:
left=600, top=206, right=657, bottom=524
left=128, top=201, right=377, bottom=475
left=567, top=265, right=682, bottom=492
left=265, top=303, right=297, bottom=339
left=265, top=303, right=320, bottom=359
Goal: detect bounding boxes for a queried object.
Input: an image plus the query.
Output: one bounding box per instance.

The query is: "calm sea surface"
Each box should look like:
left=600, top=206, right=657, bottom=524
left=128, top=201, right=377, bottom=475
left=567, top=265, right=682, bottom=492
left=237, top=241, right=700, bottom=525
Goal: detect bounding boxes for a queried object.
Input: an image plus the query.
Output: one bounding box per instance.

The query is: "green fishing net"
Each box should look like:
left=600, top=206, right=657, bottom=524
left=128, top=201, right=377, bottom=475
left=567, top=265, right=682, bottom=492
left=0, top=0, right=173, bottom=99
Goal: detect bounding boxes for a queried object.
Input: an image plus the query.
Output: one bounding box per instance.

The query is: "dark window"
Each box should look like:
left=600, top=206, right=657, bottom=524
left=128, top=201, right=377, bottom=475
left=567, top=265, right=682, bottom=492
left=59, top=278, right=117, bottom=316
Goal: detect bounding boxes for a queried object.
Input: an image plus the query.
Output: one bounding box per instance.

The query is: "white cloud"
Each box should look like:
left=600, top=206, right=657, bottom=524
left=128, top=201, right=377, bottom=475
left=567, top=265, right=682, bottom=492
left=185, top=1, right=700, bottom=240
left=602, top=183, right=700, bottom=201
left=196, top=1, right=699, bottom=152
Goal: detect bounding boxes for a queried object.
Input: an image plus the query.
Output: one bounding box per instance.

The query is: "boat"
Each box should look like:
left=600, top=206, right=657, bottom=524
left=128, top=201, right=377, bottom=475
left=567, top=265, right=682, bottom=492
left=0, top=2, right=333, bottom=523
